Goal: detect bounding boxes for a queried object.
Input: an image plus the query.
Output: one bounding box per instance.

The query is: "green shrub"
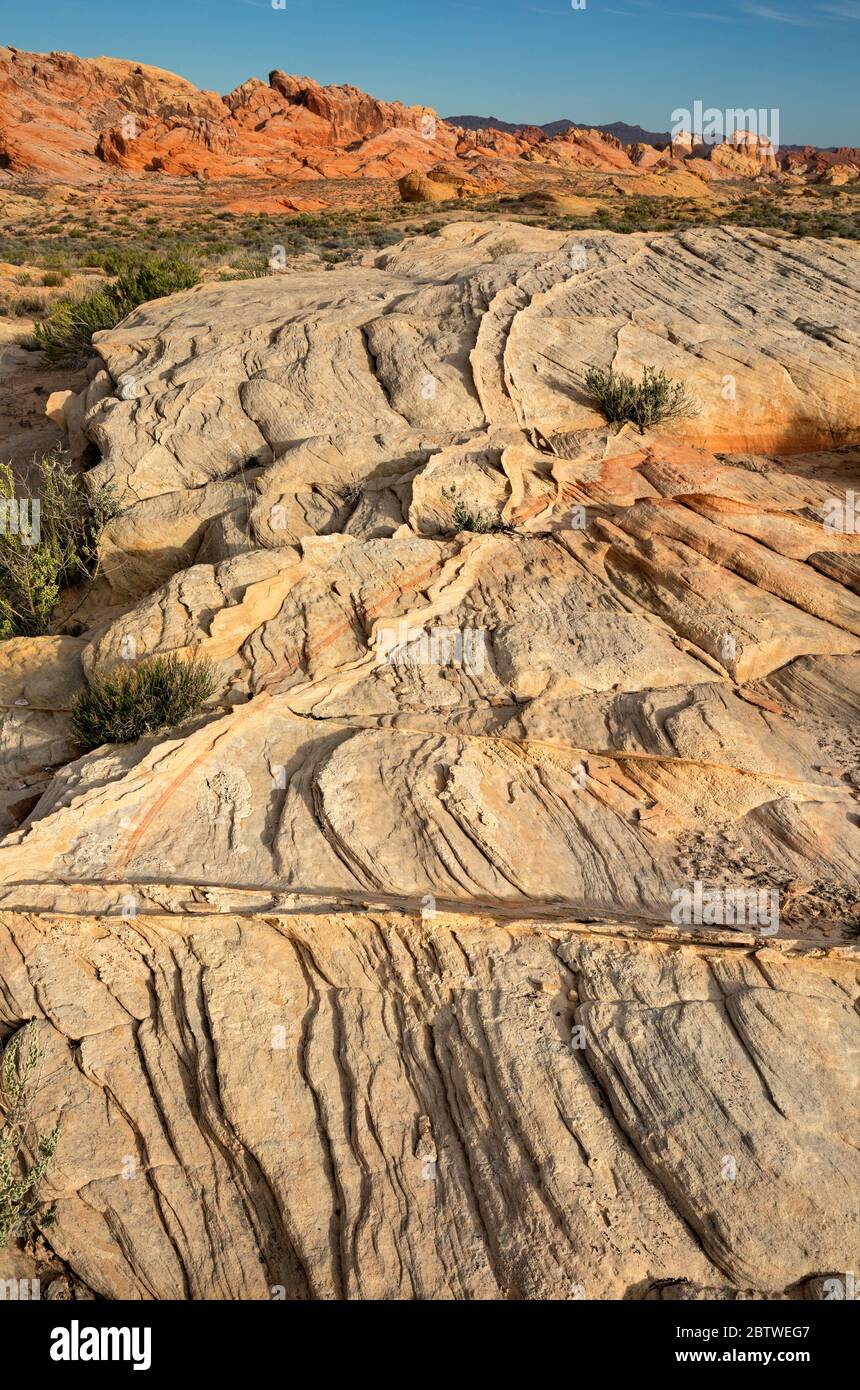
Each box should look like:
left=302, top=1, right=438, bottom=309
left=441, top=485, right=510, bottom=535
left=110, top=258, right=200, bottom=309
left=584, top=364, right=699, bottom=432
left=0, top=1023, right=59, bottom=1246
left=31, top=288, right=117, bottom=361
left=0, top=449, right=119, bottom=638
left=218, top=257, right=271, bottom=281
left=34, top=256, right=201, bottom=364
left=71, top=654, right=217, bottom=751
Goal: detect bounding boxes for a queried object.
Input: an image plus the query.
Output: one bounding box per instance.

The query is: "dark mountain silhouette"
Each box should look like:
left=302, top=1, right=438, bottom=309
left=445, top=115, right=671, bottom=146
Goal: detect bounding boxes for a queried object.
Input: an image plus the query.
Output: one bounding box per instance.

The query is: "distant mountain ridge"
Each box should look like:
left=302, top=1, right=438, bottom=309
left=446, top=115, right=672, bottom=147
left=445, top=115, right=854, bottom=154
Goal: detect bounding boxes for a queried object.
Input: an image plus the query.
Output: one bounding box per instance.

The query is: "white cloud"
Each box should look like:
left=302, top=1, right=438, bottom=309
left=816, top=1, right=860, bottom=16
left=739, top=4, right=820, bottom=23
left=597, top=4, right=743, bottom=16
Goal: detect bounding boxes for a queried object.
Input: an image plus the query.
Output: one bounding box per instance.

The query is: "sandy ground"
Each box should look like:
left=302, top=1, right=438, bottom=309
left=0, top=325, right=85, bottom=486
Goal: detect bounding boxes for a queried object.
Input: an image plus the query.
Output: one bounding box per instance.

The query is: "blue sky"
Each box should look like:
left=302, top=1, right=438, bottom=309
left=2, top=0, right=857, bottom=145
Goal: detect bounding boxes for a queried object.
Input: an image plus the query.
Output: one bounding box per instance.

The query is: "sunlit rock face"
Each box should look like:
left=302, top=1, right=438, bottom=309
left=1, top=221, right=858, bottom=1300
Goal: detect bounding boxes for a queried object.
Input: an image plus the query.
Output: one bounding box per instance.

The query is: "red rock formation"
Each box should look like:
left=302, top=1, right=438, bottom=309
left=540, top=127, right=635, bottom=172
left=627, top=142, right=665, bottom=169
left=0, top=46, right=455, bottom=184
left=0, top=44, right=851, bottom=195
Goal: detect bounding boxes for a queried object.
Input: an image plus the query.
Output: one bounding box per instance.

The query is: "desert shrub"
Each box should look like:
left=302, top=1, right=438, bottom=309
left=0, top=449, right=119, bottom=638
left=369, top=228, right=402, bottom=248
left=34, top=255, right=200, bottom=364
left=41, top=270, right=66, bottom=287
left=336, top=479, right=363, bottom=507
left=218, top=253, right=272, bottom=281
left=0, top=1023, right=59, bottom=1246
left=31, top=288, right=117, bottom=359
left=1, top=288, right=49, bottom=318
left=219, top=267, right=271, bottom=281
left=584, top=364, right=699, bottom=432
left=71, top=654, right=217, bottom=750
left=111, top=259, right=200, bottom=307
left=592, top=195, right=705, bottom=234
left=442, top=485, right=510, bottom=535
left=719, top=195, right=860, bottom=240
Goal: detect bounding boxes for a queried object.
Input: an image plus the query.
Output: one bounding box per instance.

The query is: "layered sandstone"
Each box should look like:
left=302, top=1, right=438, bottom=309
left=0, top=222, right=858, bottom=1299
left=0, top=47, right=455, bottom=184
left=1, top=910, right=856, bottom=1300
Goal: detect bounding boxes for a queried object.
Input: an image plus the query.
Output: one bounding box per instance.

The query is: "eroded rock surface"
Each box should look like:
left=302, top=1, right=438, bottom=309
left=0, top=912, right=856, bottom=1300
left=73, top=223, right=860, bottom=489
left=1, top=222, right=858, bottom=1299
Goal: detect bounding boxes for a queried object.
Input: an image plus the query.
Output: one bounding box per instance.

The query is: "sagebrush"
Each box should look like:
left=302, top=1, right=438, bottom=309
left=0, top=1023, right=59, bottom=1246
left=34, top=255, right=200, bottom=364
left=584, top=364, right=699, bottom=432
left=0, top=449, right=119, bottom=638
left=71, top=654, right=217, bottom=750
left=442, top=485, right=510, bottom=535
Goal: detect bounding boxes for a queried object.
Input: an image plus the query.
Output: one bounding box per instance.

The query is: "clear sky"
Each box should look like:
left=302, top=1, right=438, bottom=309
left=2, top=0, right=858, bottom=146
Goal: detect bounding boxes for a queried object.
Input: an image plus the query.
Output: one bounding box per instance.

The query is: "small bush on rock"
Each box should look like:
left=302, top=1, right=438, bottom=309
left=442, top=485, right=510, bottom=535
left=71, top=654, right=217, bottom=751
left=585, top=364, right=699, bottom=433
